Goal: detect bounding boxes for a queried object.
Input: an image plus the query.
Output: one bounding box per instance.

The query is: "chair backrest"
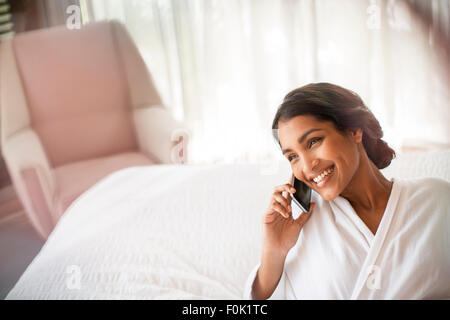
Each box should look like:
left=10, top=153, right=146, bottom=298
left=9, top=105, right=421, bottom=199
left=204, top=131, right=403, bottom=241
left=9, top=20, right=162, bottom=167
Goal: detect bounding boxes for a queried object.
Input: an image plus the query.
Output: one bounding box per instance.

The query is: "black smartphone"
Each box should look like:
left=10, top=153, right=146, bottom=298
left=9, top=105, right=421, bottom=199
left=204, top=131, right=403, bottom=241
left=290, top=175, right=311, bottom=213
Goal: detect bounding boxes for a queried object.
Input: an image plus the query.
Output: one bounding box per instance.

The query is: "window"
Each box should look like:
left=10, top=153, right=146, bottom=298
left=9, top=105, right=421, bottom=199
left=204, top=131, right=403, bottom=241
left=0, top=0, right=13, bottom=39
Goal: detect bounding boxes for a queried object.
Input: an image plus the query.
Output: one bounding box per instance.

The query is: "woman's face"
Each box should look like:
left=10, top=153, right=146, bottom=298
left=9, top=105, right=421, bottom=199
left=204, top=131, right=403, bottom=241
left=277, top=115, right=362, bottom=200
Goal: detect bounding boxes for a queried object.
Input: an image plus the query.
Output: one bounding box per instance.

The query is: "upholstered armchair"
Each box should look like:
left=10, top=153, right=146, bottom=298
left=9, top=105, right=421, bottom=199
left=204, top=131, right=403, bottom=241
left=0, top=21, right=188, bottom=239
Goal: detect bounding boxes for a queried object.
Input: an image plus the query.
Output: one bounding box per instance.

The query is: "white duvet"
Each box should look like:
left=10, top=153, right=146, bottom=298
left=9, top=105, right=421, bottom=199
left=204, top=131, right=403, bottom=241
left=6, top=150, right=450, bottom=299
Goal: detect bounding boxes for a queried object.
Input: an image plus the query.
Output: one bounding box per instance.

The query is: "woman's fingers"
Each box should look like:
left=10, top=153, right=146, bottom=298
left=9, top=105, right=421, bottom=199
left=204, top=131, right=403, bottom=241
left=271, top=184, right=296, bottom=219
left=271, top=201, right=290, bottom=218
left=266, top=183, right=300, bottom=220
left=274, top=184, right=296, bottom=194
left=274, top=184, right=295, bottom=208
left=273, top=192, right=291, bottom=209
left=295, top=202, right=316, bottom=226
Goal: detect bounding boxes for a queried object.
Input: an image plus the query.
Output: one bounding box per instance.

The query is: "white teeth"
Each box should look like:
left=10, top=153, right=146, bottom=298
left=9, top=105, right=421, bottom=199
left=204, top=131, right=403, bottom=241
left=313, top=166, right=334, bottom=184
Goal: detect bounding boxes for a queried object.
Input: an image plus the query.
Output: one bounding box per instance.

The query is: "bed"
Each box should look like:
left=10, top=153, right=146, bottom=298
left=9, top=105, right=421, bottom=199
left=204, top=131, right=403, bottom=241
left=6, top=150, right=450, bottom=299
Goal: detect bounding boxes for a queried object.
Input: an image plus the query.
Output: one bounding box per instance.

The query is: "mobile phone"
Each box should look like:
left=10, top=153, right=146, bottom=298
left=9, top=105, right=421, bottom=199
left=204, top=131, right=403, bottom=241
left=290, top=175, right=311, bottom=213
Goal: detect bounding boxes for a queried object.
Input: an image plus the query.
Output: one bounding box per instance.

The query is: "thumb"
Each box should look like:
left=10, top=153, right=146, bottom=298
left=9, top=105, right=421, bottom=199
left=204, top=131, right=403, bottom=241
left=295, top=202, right=316, bottom=227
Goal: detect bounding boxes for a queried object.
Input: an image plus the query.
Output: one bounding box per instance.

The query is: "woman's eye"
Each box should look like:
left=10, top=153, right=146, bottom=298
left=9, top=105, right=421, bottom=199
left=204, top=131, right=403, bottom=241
left=288, top=154, right=297, bottom=162
left=308, top=137, right=322, bottom=149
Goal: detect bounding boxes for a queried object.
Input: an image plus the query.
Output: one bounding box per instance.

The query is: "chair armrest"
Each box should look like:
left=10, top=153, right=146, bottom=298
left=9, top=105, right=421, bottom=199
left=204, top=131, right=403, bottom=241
left=1, top=128, right=56, bottom=238
left=133, top=106, right=189, bottom=164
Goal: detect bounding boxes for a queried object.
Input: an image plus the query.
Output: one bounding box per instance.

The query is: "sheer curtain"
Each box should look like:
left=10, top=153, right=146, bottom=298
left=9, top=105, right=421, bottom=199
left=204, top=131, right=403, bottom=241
left=84, top=0, right=449, bottom=164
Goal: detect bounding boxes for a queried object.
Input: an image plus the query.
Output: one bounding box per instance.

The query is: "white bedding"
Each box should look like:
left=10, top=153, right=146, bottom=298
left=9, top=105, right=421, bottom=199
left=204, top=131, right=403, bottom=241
left=6, top=150, right=450, bottom=299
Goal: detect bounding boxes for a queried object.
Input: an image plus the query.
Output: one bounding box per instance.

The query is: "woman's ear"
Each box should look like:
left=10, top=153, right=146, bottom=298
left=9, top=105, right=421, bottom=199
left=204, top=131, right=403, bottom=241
left=346, top=128, right=363, bottom=143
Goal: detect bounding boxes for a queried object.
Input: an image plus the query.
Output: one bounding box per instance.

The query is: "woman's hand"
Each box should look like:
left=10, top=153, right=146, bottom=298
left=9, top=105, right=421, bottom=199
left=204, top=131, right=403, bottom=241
left=262, top=183, right=316, bottom=256
left=252, top=182, right=316, bottom=299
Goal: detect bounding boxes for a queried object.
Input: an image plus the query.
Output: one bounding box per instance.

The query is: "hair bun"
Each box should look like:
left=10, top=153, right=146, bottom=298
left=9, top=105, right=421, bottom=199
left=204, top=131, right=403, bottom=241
left=372, top=138, right=396, bottom=169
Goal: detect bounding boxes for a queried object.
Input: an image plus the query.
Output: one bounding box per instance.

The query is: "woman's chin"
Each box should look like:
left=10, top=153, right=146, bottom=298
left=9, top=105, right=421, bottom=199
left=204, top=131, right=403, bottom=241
left=316, top=189, right=339, bottom=201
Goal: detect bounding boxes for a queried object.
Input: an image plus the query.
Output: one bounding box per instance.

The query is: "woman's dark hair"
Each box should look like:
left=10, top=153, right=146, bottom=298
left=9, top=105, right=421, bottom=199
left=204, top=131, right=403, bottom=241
left=272, top=82, right=395, bottom=169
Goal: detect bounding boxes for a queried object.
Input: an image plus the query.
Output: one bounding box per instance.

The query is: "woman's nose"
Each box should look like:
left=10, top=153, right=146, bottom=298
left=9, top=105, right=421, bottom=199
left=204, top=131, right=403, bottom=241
left=303, top=157, right=319, bottom=173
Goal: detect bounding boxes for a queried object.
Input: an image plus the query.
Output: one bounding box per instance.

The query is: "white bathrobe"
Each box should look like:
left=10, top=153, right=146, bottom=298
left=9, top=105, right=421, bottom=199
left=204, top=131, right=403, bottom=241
left=243, top=177, right=450, bottom=299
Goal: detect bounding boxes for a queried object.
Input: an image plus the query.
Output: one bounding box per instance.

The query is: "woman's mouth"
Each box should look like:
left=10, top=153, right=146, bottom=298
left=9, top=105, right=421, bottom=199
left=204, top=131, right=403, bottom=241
left=312, top=165, right=335, bottom=188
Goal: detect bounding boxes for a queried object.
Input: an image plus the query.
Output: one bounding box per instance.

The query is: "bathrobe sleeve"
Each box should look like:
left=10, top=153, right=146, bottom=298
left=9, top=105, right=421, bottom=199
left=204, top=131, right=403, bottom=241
left=242, top=263, right=295, bottom=299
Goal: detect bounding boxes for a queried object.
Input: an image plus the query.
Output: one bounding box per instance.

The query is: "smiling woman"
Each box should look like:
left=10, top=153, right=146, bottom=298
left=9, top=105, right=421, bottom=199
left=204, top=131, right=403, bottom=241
left=244, top=82, right=450, bottom=300
left=272, top=83, right=395, bottom=203
left=273, top=83, right=396, bottom=170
